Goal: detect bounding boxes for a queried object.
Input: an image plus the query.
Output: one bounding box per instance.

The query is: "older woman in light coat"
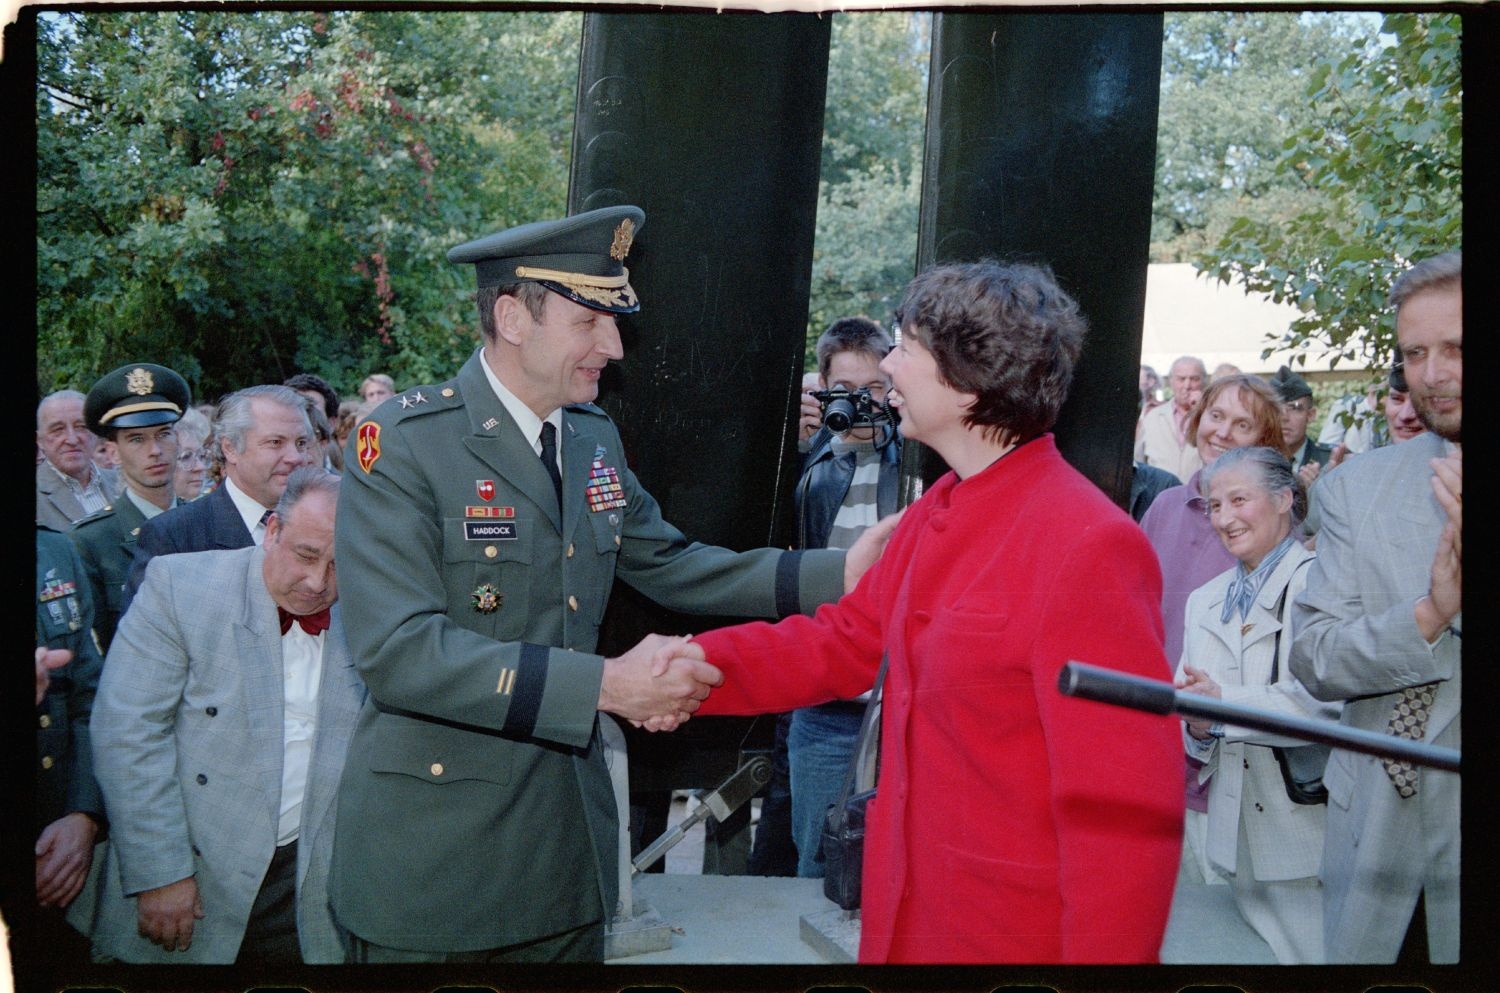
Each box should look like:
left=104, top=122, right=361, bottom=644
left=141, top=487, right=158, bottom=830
left=1175, top=446, right=1341, bottom=963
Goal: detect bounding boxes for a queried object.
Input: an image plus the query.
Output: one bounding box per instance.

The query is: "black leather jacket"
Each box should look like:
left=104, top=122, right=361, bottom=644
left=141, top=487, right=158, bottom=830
left=794, top=427, right=902, bottom=550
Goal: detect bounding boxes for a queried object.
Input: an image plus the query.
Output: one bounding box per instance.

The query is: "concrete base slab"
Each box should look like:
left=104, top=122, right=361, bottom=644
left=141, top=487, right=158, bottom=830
left=799, top=907, right=860, bottom=963
left=605, top=873, right=834, bottom=963
left=604, top=898, right=675, bottom=960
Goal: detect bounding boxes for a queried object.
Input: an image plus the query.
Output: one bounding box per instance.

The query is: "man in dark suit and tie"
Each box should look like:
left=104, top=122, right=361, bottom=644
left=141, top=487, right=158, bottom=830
left=83, top=467, right=363, bottom=964
left=123, top=384, right=313, bottom=608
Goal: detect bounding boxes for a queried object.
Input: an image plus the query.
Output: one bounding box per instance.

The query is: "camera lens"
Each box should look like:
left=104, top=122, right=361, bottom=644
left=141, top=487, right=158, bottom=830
left=824, top=398, right=855, bottom=433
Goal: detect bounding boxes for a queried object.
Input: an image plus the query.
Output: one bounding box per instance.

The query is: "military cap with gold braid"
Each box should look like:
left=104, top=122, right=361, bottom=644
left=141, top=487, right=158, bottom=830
left=447, top=204, right=644, bottom=314
left=84, top=362, right=191, bottom=435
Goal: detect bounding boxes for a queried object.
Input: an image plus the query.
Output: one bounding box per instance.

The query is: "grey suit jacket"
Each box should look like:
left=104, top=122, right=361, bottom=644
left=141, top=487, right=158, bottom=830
left=81, top=546, right=364, bottom=964
left=36, top=460, right=120, bottom=531
left=1289, top=431, right=1460, bottom=963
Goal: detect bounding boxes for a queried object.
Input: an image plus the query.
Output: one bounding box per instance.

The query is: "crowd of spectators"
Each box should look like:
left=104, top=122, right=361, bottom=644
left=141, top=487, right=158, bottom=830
left=32, top=242, right=1459, bottom=968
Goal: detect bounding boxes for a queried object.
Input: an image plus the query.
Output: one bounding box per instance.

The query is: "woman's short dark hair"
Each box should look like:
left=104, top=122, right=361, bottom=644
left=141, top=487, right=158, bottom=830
left=893, top=260, right=1086, bottom=441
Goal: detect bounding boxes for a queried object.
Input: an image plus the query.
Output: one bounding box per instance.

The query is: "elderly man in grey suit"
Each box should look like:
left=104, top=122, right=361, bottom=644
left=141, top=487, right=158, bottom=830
left=82, top=467, right=363, bottom=964
left=37, top=389, right=121, bottom=530
left=1290, top=251, right=1462, bottom=964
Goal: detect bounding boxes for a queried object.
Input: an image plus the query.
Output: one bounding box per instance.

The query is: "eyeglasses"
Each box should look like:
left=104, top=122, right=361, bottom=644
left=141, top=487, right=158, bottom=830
left=176, top=449, right=208, bottom=466
left=1284, top=400, right=1313, bottom=413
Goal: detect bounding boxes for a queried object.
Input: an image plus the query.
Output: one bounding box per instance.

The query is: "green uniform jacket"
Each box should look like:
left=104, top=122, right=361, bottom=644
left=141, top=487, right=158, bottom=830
left=330, top=351, right=844, bottom=952
left=36, top=527, right=106, bottom=833
left=68, top=493, right=149, bottom=655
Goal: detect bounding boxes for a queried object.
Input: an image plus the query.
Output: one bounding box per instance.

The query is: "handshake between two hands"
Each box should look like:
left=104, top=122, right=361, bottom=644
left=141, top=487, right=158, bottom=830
left=597, top=634, right=722, bottom=734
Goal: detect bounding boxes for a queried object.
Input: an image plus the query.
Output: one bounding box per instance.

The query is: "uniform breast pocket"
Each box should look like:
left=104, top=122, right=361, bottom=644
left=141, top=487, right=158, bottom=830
left=444, top=518, right=533, bottom=640
left=37, top=592, right=86, bottom=642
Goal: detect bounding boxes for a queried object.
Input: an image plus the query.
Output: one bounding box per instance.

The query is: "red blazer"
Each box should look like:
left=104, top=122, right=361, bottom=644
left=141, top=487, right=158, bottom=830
left=696, top=435, right=1183, bottom=963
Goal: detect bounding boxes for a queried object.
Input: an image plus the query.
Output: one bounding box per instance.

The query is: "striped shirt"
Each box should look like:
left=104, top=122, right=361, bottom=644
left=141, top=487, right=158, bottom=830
left=825, top=438, right=882, bottom=551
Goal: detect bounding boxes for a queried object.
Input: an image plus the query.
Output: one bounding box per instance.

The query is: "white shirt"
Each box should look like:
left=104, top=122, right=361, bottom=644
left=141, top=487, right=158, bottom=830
left=477, top=347, right=563, bottom=471
left=277, top=621, right=325, bottom=845
left=224, top=477, right=274, bottom=545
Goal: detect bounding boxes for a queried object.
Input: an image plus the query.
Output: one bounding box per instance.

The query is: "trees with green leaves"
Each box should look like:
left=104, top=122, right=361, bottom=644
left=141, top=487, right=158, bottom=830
left=1196, top=12, right=1461, bottom=371
left=37, top=10, right=579, bottom=400
left=805, top=13, right=930, bottom=365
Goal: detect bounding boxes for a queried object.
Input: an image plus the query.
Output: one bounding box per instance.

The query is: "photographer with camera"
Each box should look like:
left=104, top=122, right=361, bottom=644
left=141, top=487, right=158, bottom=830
left=778, top=316, right=902, bottom=877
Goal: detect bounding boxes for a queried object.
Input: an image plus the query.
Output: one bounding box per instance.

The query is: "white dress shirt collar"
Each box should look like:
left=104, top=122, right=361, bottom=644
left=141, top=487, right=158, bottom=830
left=477, top=347, right=563, bottom=459
left=224, top=476, right=273, bottom=545
left=123, top=486, right=175, bottom=520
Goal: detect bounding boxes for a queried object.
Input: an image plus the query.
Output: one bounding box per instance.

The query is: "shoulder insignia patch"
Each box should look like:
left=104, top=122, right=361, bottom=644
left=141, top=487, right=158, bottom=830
left=357, top=421, right=382, bottom=474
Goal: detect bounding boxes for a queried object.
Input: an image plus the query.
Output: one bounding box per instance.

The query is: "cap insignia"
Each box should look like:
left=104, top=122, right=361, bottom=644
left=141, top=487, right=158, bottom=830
left=126, top=368, right=155, bottom=396
left=610, top=218, right=636, bottom=261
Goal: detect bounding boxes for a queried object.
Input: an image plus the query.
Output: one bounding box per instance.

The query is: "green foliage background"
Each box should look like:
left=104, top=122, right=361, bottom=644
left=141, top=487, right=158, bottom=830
left=36, top=11, right=1459, bottom=399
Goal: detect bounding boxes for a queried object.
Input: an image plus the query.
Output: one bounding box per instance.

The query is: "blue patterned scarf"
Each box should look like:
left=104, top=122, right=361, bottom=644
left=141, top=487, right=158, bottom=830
left=1220, top=535, right=1298, bottom=624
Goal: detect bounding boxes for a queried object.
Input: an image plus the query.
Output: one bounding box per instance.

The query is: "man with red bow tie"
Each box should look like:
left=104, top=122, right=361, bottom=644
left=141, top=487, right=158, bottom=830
left=79, top=467, right=365, bottom=965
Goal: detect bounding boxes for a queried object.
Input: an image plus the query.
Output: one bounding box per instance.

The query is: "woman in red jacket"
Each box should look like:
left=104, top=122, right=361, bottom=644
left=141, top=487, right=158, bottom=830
left=671, top=260, right=1184, bottom=963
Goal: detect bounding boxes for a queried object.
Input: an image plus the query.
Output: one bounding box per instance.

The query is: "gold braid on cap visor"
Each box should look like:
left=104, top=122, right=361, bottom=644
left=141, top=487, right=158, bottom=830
left=514, top=265, right=637, bottom=310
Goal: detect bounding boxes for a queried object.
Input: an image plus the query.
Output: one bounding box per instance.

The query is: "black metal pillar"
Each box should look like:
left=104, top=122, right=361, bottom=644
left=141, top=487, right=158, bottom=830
left=912, top=13, right=1163, bottom=505
left=570, top=13, right=832, bottom=798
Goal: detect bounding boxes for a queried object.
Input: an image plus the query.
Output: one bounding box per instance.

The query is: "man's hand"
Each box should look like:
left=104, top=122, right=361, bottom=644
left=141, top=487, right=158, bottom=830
left=35, top=812, right=98, bottom=908
left=599, top=634, right=723, bottom=732
left=1327, top=443, right=1349, bottom=470
left=35, top=647, right=72, bottom=707
left=1430, top=451, right=1461, bottom=547
left=137, top=876, right=204, bottom=952
left=798, top=390, right=823, bottom=443
left=843, top=509, right=905, bottom=593
left=1297, top=460, right=1321, bottom=488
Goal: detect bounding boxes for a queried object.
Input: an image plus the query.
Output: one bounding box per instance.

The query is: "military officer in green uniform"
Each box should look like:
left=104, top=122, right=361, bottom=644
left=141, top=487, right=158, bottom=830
left=70, top=363, right=191, bottom=653
left=36, top=525, right=107, bottom=949
left=330, top=205, right=877, bottom=962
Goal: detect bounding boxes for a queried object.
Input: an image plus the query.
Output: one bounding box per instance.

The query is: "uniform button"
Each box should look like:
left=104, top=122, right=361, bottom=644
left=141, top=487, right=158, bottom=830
left=568, top=595, right=579, bottom=612
left=41, top=756, right=54, bottom=770
left=441, top=388, right=455, bottom=398
left=206, top=707, right=218, bottom=717
left=485, top=545, right=498, bottom=559
left=430, top=763, right=444, bottom=777
left=196, top=774, right=208, bottom=785
left=614, top=535, right=621, bottom=547
left=38, top=715, right=51, bottom=729
left=567, top=543, right=575, bottom=558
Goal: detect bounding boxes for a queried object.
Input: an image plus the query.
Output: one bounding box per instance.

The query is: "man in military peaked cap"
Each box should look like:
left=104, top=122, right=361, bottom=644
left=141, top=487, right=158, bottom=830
left=329, top=205, right=893, bottom=962
left=1268, top=363, right=1333, bottom=483
left=70, top=363, right=191, bottom=653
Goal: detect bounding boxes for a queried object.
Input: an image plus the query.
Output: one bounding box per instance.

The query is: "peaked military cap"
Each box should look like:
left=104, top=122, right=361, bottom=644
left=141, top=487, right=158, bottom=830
left=84, top=362, right=191, bottom=434
left=1268, top=364, right=1313, bottom=402
left=447, top=204, right=644, bottom=314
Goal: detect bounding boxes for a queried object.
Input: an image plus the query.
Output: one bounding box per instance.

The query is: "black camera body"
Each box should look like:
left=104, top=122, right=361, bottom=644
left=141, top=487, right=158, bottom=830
left=811, top=387, right=890, bottom=434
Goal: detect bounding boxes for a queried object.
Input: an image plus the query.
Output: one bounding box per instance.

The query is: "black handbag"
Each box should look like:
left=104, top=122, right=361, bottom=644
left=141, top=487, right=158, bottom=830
left=1270, top=564, right=1329, bottom=805
left=820, top=653, right=888, bottom=911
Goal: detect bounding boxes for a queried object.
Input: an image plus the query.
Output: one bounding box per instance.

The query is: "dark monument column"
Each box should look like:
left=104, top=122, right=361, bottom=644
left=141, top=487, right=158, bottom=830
left=911, top=13, right=1163, bottom=505
left=570, top=13, right=833, bottom=854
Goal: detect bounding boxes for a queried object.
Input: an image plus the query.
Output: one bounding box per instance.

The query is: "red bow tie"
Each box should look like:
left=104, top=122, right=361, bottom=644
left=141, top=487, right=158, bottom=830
left=278, top=606, right=331, bottom=636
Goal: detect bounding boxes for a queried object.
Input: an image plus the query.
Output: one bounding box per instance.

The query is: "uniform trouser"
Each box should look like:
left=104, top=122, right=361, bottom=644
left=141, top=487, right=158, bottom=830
left=348, top=918, right=604, bottom=963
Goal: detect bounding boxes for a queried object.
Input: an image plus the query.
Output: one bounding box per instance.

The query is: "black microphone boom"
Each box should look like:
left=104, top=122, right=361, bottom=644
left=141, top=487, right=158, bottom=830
left=1058, top=661, right=1460, bottom=773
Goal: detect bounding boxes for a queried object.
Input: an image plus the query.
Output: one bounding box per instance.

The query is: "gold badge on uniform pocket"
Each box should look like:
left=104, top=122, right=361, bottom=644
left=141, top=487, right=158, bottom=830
left=472, top=583, right=504, bottom=614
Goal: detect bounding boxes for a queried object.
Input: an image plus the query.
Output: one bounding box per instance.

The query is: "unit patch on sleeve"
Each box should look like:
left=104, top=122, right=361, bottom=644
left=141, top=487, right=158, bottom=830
left=356, top=421, right=382, bottom=474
